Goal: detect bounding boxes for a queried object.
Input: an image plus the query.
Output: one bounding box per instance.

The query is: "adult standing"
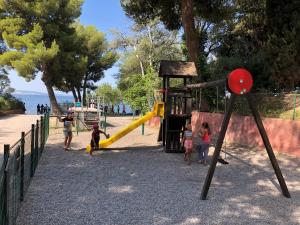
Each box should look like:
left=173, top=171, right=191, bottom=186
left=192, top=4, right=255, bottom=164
left=44, top=104, right=49, bottom=114
left=117, top=105, right=120, bottom=115
left=122, top=104, right=126, bottom=115
left=59, top=111, right=74, bottom=150
left=37, top=104, right=40, bottom=114
left=111, top=104, right=114, bottom=114
left=40, top=104, right=44, bottom=114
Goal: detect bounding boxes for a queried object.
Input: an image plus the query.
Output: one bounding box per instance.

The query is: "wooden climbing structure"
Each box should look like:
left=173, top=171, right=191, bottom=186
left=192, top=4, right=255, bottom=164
left=158, top=60, right=197, bottom=153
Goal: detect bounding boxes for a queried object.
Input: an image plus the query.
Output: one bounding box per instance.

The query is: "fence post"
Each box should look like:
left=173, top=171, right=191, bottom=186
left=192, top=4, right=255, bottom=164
left=35, top=120, right=39, bottom=172
left=292, top=93, right=297, bottom=120
left=3, top=145, right=9, bottom=225
left=44, top=114, right=47, bottom=142
left=47, top=113, right=50, bottom=139
left=30, top=124, right=35, bottom=177
left=104, top=113, right=107, bottom=133
left=40, top=116, right=44, bottom=153
left=20, top=132, right=25, bottom=201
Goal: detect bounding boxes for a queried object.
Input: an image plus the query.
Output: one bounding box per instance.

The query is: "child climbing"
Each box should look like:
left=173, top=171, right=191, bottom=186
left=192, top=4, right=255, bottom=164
left=59, top=111, right=74, bottom=151
left=90, top=123, right=109, bottom=156
left=197, top=122, right=211, bottom=165
left=182, top=123, right=193, bottom=165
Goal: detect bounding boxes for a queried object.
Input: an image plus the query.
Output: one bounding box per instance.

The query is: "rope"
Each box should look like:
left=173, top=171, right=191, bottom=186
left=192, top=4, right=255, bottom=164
left=223, top=85, right=227, bottom=159
left=199, top=89, right=202, bottom=111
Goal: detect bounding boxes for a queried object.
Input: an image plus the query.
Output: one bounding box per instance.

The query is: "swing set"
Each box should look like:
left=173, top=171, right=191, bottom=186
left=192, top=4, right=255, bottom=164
left=186, top=68, right=291, bottom=200
left=194, top=80, right=230, bottom=162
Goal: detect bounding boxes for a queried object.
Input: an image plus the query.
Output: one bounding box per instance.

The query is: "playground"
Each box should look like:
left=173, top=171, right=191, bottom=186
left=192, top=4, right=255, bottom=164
left=5, top=62, right=297, bottom=225
left=16, top=115, right=300, bottom=225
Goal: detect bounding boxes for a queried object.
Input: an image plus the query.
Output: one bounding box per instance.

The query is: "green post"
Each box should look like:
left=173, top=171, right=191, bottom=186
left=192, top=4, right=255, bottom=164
left=292, top=93, right=297, bottom=120
left=104, top=113, right=107, bottom=133
left=142, top=123, right=145, bottom=135
left=35, top=120, right=39, bottom=171
left=40, top=116, right=43, bottom=153
left=30, top=124, right=35, bottom=177
left=76, top=114, right=79, bottom=136
left=3, top=144, right=9, bottom=225
left=20, top=132, right=25, bottom=201
left=46, top=113, right=49, bottom=140
left=141, top=112, right=145, bottom=135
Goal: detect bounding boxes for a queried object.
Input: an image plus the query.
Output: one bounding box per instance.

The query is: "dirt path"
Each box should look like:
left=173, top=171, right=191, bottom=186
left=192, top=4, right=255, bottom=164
left=0, top=114, right=40, bottom=153
left=16, top=116, right=300, bottom=225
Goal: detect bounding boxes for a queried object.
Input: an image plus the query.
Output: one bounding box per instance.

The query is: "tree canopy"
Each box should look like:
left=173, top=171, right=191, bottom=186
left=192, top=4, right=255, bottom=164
left=121, top=0, right=300, bottom=90
left=0, top=0, right=84, bottom=114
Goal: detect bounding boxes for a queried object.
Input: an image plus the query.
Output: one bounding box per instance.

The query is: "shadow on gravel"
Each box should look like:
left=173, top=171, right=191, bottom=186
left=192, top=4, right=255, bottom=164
left=17, top=140, right=300, bottom=225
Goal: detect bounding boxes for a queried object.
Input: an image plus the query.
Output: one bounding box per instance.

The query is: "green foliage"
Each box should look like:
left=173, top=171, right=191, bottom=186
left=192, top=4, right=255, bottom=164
left=121, top=74, right=150, bottom=113
left=0, top=0, right=84, bottom=113
left=96, top=83, right=121, bottom=105
left=265, top=0, right=300, bottom=89
left=52, top=24, right=118, bottom=104
left=76, top=24, right=118, bottom=91
left=115, top=21, right=183, bottom=112
left=0, top=94, right=24, bottom=111
left=121, top=0, right=232, bottom=31
left=0, top=18, right=59, bottom=79
left=0, top=68, right=14, bottom=94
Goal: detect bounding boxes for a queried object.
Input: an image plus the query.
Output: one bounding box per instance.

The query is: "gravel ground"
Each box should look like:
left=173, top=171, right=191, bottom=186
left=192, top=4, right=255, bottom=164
left=17, top=116, right=300, bottom=225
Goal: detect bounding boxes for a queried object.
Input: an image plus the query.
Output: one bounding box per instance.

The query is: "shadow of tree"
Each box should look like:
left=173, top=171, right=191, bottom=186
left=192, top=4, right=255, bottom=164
left=16, top=139, right=300, bottom=225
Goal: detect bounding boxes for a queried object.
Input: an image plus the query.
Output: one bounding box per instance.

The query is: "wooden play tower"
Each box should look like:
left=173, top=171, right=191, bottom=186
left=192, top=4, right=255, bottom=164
left=159, top=60, right=198, bottom=153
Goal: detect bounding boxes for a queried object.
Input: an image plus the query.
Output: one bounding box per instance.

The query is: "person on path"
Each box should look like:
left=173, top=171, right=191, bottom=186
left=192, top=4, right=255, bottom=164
left=197, top=122, right=211, bottom=165
left=117, top=105, right=120, bottom=115
left=59, top=111, right=74, bottom=150
left=182, top=123, right=193, bottom=165
left=111, top=105, right=114, bottom=114
left=122, top=104, right=126, bottom=115
left=37, top=104, right=40, bottom=114
left=44, top=104, right=48, bottom=114
left=40, top=104, right=44, bottom=114
left=89, top=123, right=109, bottom=156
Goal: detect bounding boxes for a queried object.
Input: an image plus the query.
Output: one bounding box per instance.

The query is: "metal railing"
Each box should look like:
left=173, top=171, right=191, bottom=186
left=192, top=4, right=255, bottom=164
left=0, top=113, right=50, bottom=225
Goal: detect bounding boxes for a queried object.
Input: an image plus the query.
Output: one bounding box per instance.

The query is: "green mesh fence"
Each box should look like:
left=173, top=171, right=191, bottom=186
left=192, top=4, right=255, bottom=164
left=0, top=113, right=50, bottom=225
left=192, top=90, right=300, bottom=120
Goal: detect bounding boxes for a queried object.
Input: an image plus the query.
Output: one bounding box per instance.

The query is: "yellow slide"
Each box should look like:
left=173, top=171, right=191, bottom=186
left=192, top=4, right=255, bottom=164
left=86, top=102, right=164, bottom=152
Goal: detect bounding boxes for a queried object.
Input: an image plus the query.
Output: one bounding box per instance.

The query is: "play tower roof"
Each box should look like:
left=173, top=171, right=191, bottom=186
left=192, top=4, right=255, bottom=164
left=159, top=60, right=198, bottom=78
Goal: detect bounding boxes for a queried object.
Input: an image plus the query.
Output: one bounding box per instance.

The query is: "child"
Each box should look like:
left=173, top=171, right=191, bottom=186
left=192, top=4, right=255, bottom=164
left=182, top=123, right=193, bottom=165
left=90, top=123, right=109, bottom=156
left=197, top=122, right=211, bottom=165
left=59, top=111, right=74, bottom=150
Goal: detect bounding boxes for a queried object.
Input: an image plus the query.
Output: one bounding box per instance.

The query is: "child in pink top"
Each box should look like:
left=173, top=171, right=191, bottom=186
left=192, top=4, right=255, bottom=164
left=182, top=123, right=193, bottom=165
left=197, top=122, right=211, bottom=165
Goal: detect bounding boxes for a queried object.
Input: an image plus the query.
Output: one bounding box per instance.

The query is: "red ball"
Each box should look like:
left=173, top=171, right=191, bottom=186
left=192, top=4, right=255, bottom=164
left=227, top=68, right=253, bottom=95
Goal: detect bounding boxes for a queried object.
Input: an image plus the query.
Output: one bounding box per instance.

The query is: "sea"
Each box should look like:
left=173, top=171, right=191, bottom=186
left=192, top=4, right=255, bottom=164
left=12, top=93, right=132, bottom=115
left=12, top=93, right=74, bottom=115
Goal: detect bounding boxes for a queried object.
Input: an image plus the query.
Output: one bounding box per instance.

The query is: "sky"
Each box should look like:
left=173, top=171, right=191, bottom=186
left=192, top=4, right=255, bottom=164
left=9, top=0, right=132, bottom=95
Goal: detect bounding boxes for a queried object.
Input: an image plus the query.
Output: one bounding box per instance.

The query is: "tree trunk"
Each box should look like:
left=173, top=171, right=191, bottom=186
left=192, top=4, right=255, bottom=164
left=76, top=87, right=82, bottom=103
left=133, top=43, right=145, bottom=76
left=42, top=72, right=61, bottom=115
left=181, top=0, right=199, bottom=64
left=147, top=25, right=154, bottom=68
left=71, top=86, right=78, bottom=102
left=82, top=75, right=88, bottom=106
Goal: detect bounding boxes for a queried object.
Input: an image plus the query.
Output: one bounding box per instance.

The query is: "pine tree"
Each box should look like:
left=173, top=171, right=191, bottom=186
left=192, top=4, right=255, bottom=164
left=0, top=0, right=83, bottom=114
left=75, top=24, right=118, bottom=106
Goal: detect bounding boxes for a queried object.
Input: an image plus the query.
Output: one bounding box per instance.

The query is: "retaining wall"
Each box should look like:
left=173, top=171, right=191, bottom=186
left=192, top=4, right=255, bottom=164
left=192, top=112, right=300, bottom=157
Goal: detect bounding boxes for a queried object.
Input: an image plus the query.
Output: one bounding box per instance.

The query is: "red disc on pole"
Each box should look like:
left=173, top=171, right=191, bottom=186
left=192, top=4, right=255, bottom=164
left=227, top=68, right=253, bottom=95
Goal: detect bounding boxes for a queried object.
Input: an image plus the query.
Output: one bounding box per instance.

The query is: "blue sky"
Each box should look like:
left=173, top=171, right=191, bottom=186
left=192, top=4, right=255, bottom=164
left=10, top=0, right=132, bottom=95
